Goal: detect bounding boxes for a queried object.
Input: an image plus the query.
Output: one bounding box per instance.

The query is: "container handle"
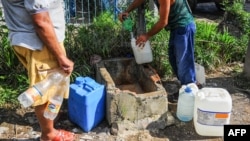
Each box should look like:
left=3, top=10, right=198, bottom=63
left=187, top=83, right=199, bottom=95
left=84, top=83, right=95, bottom=92
left=196, top=91, right=205, bottom=100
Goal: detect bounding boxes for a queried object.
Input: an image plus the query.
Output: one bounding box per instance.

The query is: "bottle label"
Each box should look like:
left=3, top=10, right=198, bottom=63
left=46, top=102, right=61, bottom=114
left=26, top=87, right=41, bottom=102
left=197, top=108, right=230, bottom=126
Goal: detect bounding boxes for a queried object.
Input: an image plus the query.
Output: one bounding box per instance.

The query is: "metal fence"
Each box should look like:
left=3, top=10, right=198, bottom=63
left=63, top=0, right=134, bottom=25
left=0, top=0, right=136, bottom=24
left=0, top=0, right=157, bottom=31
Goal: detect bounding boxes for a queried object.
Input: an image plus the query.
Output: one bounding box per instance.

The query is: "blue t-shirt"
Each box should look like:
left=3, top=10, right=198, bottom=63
left=2, top=0, right=65, bottom=50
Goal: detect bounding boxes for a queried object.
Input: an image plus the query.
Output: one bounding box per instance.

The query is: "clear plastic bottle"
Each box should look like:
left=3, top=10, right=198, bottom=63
left=17, top=86, right=42, bottom=108
left=43, top=84, right=66, bottom=120
left=176, top=86, right=195, bottom=122
left=18, top=70, right=66, bottom=108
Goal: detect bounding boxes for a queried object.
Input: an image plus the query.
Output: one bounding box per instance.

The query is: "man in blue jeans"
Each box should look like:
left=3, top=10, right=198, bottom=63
left=119, top=0, right=198, bottom=102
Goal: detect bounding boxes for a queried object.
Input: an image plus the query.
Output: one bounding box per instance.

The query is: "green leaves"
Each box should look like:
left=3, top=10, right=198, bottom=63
left=195, top=21, right=247, bottom=70
left=224, top=0, right=250, bottom=36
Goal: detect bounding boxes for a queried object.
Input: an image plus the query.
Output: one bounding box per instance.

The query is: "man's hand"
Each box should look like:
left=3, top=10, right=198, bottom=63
left=136, top=33, right=150, bottom=48
left=57, top=55, right=74, bottom=75
left=118, top=12, right=129, bottom=22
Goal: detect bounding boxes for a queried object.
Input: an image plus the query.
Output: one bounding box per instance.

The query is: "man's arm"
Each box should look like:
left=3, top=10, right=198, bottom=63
left=31, top=12, right=74, bottom=75
left=136, top=0, right=171, bottom=45
left=146, top=0, right=170, bottom=38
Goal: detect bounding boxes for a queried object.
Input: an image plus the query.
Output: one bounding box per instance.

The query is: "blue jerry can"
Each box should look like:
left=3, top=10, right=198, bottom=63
left=68, top=76, right=106, bottom=132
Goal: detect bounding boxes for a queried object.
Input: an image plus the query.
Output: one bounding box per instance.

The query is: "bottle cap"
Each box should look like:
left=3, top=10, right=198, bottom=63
left=185, top=86, right=192, bottom=93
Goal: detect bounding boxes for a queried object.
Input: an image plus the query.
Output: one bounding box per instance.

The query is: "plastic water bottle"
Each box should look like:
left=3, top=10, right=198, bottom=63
left=43, top=85, right=66, bottom=120
left=17, top=86, right=43, bottom=108
left=176, top=86, right=195, bottom=122
left=18, top=70, right=66, bottom=108
left=43, top=76, right=69, bottom=120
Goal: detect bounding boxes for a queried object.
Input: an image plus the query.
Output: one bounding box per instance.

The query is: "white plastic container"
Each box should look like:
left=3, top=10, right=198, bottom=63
left=176, top=83, right=198, bottom=122
left=131, top=38, right=153, bottom=64
left=194, top=88, right=232, bottom=136
left=195, top=63, right=205, bottom=85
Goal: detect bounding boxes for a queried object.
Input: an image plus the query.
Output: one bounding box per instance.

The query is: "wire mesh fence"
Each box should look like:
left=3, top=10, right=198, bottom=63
left=63, top=0, right=134, bottom=25
left=0, top=0, right=137, bottom=25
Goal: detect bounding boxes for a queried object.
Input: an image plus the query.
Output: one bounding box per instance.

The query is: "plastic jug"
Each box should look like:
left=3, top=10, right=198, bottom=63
left=122, top=17, right=153, bottom=64
left=194, top=88, right=232, bottom=136
left=68, top=76, right=106, bottom=132
left=195, top=63, right=206, bottom=85
left=131, top=38, right=153, bottom=64
left=176, top=83, right=198, bottom=122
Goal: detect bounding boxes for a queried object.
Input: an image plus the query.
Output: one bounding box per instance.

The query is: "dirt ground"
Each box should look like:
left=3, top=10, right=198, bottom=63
left=0, top=2, right=250, bottom=141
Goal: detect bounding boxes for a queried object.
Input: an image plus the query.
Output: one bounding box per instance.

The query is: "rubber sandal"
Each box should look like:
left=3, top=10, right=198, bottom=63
left=40, top=129, right=76, bottom=141
left=52, top=129, right=75, bottom=141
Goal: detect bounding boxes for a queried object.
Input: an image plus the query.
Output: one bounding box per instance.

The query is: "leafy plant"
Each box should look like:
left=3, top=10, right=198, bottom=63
left=0, top=15, right=27, bottom=86
left=0, top=74, right=28, bottom=108
left=223, top=0, right=250, bottom=36
left=64, top=11, right=132, bottom=78
left=195, top=20, right=248, bottom=71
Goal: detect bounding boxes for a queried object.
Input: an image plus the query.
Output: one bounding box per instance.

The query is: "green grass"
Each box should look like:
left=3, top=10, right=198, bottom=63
left=0, top=82, right=26, bottom=108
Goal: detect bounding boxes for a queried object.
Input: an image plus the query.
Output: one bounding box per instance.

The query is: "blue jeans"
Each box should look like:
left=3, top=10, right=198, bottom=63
left=168, top=22, right=196, bottom=85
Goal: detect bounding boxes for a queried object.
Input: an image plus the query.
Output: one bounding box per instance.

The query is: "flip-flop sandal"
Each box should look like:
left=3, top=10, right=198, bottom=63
left=40, top=129, right=76, bottom=141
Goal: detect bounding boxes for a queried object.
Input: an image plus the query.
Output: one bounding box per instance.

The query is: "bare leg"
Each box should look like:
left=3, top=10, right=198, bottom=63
left=35, top=103, right=57, bottom=140
left=35, top=102, right=75, bottom=141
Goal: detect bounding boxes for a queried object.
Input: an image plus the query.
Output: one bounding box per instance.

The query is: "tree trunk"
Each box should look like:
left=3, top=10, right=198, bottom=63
left=243, top=39, right=250, bottom=78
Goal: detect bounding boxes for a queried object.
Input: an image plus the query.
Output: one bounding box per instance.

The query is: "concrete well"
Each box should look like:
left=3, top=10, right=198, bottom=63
left=95, top=58, right=169, bottom=128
